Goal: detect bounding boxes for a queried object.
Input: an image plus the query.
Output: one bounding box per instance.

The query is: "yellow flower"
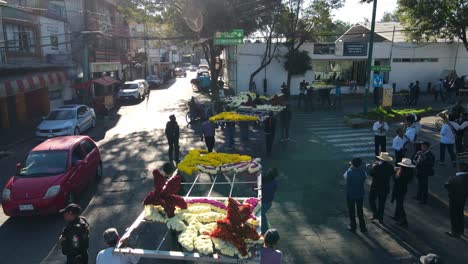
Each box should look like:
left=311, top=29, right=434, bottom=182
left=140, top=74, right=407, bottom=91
left=209, top=112, right=259, bottom=122
left=177, top=150, right=252, bottom=175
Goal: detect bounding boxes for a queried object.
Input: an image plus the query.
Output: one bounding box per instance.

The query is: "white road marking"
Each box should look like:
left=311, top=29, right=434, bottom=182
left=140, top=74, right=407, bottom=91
left=321, top=132, right=374, bottom=138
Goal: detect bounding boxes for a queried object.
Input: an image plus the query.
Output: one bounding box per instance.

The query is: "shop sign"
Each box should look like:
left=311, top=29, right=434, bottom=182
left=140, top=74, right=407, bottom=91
left=91, top=63, right=120, bottom=73
left=48, top=89, right=62, bottom=100
left=371, top=65, right=392, bottom=72
left=343, top=43, right=368, bottom=56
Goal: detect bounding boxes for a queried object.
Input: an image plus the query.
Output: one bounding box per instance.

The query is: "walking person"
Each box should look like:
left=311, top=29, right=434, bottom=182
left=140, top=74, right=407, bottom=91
left=412, top=81, right=420, bottom=106
left=373, top=116, right=389, bottom=156
left=200, top=119, right=216, bottom=152
left=59, top=204, right=90, bottom=264
left=439, top=113, right=459, bottom=166
left=165, top=114, right=180, bottom=162
left=344, top=158, right=367, bottom=233
left=404, top=117, right=417, bottom=158
left=435, top=78, right=446, bottom=102
left=281, top=82, right=289, bottom=100
left=368, top=152, right=394, bottom=224
left=334, top=84, right=342, bottom=108
left=261, top=229, right=282, bottom=264
left=297, top=80, right=307, bottom=109
left=96, top=228, right=140, bottom=264
left=408, top=83, right=415, bottom=106
left=445, top=163, right=468, bottom=237
left=264, top=111, right=277, bottom=156
left=261, top=169, right=278, bottom=234
left=279, top=105, right=292, bottom=141
left=413, top=141, right=435, bottom=204
left=306, top=85, right=314, bottom=111
left=225, top=121, right=235, bottom=149
left=392, top=158, right=415, bottom=227
left=392, top=128, right=407, bottom=165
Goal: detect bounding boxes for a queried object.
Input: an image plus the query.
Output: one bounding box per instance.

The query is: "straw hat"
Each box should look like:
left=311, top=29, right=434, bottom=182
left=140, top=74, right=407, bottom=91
left=398, top=158, right=416, bottom=168
left=376, top=152, right=393, bottom=162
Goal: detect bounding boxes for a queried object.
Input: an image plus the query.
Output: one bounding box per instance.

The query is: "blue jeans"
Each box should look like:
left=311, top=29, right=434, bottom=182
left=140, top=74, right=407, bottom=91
left=261, top=201, right=272, bottom=234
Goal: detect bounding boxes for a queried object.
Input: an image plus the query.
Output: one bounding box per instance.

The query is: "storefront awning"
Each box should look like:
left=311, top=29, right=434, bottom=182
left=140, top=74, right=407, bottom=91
left=92, top=76, right=120, bottom=87
left=0, top=71, right=68, bottom=98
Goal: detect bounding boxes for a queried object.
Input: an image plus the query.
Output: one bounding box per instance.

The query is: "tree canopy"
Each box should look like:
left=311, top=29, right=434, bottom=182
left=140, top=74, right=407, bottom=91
left=380, top=11, right=400, bottom=22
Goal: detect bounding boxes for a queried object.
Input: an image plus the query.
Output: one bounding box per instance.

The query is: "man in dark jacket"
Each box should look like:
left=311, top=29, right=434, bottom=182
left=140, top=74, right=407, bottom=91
left=279, top=105, right=292, bottom=141
left=344, top=157, right=367, bottom=233
left=413, top=141, right=435, bottom=204
left=165, top=114, right=180, bottom=162
left=59, top=204, right=90, bottom=264
left=368, top=152, right=394, bottom=223
left=445, top=163, right=468, bottom=237
left=264, top=111, right=277, bottom=156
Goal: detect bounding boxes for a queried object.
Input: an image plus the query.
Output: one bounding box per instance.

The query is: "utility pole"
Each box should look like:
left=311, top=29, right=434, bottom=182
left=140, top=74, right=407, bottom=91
left=364, top=0, right=378, bottom=114
left=144, top=21, right=148, bottom=77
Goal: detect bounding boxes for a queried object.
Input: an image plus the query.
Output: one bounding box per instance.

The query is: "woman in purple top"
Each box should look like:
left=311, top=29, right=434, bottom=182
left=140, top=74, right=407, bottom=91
left=261, top=229, right=282, bottom=264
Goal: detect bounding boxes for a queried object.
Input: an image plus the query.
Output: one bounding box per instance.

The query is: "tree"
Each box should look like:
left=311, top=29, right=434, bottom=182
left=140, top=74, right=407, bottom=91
left=380, top=11, right=399, bottom=22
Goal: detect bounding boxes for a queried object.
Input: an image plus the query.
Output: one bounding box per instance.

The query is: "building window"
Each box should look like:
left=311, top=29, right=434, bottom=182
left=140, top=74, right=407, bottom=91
left=4, top=23, right=36, bottom=53
left=50, top=35, right=58, bottom=50
left=392, top=58, right=438, bottom=63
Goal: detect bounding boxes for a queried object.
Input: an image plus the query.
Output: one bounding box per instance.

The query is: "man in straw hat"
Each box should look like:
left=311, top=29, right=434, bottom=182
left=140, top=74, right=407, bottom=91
left=368, top=152, right=394, bottom=224
left=392, top=158, right=415, bottom=227
left=343, top=157, right=367, bottom=233
left=413, top=141, right=435, bottom=204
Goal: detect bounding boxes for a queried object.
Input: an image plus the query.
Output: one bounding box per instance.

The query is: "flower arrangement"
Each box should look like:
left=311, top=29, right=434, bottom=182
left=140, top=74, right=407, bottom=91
left=209, top=112, right=259, bottom=122
left=143, top=170, right=187, bottom=218
left=244, top=198, right=261, bottom=216
left=177, top=150, right=252, bottom=175
left=247, top=162, right=262, bottom=174
left=194, top=235, right=214, bottom=255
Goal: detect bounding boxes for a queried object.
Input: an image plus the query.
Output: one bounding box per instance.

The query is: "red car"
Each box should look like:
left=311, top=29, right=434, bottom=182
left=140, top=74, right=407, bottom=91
left=2, top=136, right=102, bottom=216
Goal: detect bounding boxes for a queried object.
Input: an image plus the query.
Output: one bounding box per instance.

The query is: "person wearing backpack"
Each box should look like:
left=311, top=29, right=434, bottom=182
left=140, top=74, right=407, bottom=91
left=413, top=141, right=435, bottom=204
left=59, top=204, right=90, bottom=264
left=439, top=113, right=460, bottom=167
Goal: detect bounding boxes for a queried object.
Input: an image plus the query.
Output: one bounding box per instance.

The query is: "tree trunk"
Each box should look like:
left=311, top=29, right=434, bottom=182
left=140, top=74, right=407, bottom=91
left=208, top=40, right=220, bottom=101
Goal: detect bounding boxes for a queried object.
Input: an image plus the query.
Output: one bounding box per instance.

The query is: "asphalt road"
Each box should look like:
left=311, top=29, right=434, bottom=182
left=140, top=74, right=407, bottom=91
left=0, top=72, right=199, bottom=264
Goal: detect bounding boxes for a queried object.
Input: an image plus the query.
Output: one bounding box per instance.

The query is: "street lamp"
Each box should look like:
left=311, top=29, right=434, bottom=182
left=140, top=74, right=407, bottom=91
left=364, top=0, right=378, bottom=114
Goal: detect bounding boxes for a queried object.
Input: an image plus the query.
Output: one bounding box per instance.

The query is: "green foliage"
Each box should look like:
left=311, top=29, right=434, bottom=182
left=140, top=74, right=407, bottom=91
left=367, top=106, right=433, bottom=121
left=283, top=50, right=312, bottom=76
left=380, top=11, right=400, bottom=22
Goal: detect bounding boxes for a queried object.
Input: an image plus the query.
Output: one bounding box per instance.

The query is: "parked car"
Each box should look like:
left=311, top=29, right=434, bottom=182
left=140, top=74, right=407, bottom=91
left=36, top=105, right=96, bottom=140
left=2, top=136, right=102, bottom=216
left=146, top=75, right=162, bottom=88
left=134, top=79, right=150, bottom=94
left=189, top=65, right=197, bottom=72
left=118, top=81, right=145, bottom=101
left=174, top=68, right=187, bottom=78
left=198, top=65, right=209, bottom=74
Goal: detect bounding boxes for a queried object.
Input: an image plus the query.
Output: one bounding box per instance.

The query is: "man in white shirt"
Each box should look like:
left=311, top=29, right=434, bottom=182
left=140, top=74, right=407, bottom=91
left=392, top=128, right=406, bottom=165
left=440, top=113, right=460, bottom=166
left=96, top=228, right=140, bottom=264
left=373, top=116, right=389, bottom=157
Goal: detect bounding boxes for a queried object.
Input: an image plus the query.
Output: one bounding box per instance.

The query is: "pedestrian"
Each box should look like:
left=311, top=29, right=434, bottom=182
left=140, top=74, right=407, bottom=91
left=225, top=121, right=235, bottom=149
left=403, top=117, right=417, bottom=158
left=439, top=113, right=459, bottom=166
left=408, top=83, right=415, bottom=106
left=392, top=158, right=415, bottom=227
left=413, top=141, right=435, bottom=204
left=279, top=105, right=292, bottom=141
left=165, top=114, right=180, bottom=162
left=261, top=229, right=282, bottom=264
left=344, top=157, right=367, bottom=233
left=280, top=82, right=289, bottom=99
left=435, top=79, right=446, bottom=102
left=368, top=152, right=394, bottom=224
left=350, top=80, right=357, bottom=93
left=96, top=228, right=140, bottom=264
left=261, top=169, right=278, bottom=234
left=306, top=85, right=314, bottom=111
left=59, top=204, right=90, bottom=264
left=411, top=81, right=420, bottom=106
left=334, top=84, right=342, bottom=108
left=373, top=116, right=389, bottom=157
left=413, top=114, right=422, bottom=141
left=162, top=162, right=176, bottom=177
left=201, top=119, right=216, bottom=152
left=392, top=128, right=407, bottom=165
left=264, top=111, right=277, bottom=156
left=297, top=80, right=307, bottom=109
left=444, top=162, right=468, bottom=237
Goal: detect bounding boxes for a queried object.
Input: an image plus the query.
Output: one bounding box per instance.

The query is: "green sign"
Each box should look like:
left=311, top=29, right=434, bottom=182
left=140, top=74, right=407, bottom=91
left=215, top=29, right=244, bottom=39
left=214, top=38, right=243, bottom=45
left=371, top=65, right=392, bottom=72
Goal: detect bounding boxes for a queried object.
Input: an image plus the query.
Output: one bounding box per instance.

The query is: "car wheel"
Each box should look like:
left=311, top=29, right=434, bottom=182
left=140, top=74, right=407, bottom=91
left=91, top=118, right=96, bottom=128
left=74, top=127, right=80, bottom=135
left=65, top=192, right=76, bottom=205
left=95, top=162, right=103, bottom=182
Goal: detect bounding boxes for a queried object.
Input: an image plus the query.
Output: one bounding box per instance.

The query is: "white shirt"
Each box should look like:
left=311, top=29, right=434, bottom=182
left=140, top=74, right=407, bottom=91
left=414, top=122, right=421, bottom=135
left=405, top=126, right=417, bottom=142
left=96, top=247, right=140, bottom=264
left=373, top=121, right=389, bottom=136
left=440, top=121, right=460, bottom=144
left=392, top=135, right=407, bottom=151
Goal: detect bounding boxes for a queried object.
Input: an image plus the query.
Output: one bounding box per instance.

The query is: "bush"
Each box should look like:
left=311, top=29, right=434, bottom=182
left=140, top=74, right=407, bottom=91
left=366, top=106, right=433, bottom=121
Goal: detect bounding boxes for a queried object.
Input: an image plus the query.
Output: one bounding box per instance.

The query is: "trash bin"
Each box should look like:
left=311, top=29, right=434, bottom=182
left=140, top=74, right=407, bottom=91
left=382, top=87, right=393, bottom=107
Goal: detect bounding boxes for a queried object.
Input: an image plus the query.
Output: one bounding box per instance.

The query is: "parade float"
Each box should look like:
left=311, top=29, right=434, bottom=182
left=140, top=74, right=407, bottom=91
left=114, top=150, right=263, bottom=263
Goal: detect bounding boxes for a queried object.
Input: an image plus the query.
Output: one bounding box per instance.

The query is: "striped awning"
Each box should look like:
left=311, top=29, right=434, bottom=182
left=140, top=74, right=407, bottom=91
left=0, top=71, right=68, bottom=98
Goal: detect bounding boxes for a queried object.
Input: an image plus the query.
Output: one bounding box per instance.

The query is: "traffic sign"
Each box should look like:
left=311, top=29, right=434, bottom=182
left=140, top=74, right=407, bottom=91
left=214, top=38, right=243, bottom=45
left=215, top=29, right=244, bottom=39
left=373, top=74, right=383, bottom=88
left=371, top=65, right=392, bottom=72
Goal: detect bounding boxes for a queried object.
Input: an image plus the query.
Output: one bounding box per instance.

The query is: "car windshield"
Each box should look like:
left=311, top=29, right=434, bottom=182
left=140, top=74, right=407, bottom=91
left=122, top=84, right=138, bottom=90
left=19, top=151, right=68, bottom=177
left=46, top=110, right=76, bottom=120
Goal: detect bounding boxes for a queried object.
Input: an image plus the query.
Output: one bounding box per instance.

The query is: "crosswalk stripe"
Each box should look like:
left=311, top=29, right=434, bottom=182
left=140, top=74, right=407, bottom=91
left=342, top=147, right=377, bottom=152
left=321, top=132, right=373, bottom=139
left=306, top=126, right=349, bottom=132
left=304, top=120, right=342, bottom=125
left=325, top=137, right=375, bottom=142
left=334, top=142, right=376, bottom=147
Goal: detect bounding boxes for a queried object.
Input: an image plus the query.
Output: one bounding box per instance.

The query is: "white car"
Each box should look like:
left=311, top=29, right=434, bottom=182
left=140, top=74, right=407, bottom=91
left=189, top=65, right=197, bottom=72
left=36, top=105, right=96, bottom=139
left=134, top=79, right=150, bottom=94
left=118, top=81, right=145, bottom=101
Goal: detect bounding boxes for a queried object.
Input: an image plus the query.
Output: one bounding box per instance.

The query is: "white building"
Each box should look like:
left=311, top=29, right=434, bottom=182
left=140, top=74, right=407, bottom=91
left=225, top=22, right=468, bottom=95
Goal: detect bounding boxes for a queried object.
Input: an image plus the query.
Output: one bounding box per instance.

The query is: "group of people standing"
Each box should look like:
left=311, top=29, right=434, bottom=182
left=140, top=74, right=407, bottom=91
left=435, top=76, right=466, bottom=104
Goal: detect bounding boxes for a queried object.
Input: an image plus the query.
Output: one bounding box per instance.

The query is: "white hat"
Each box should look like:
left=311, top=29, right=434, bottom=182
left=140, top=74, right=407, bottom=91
left=398, top=158, right=416, bottom=168
left=420, top=253, right=441, bottom=264
left=376, top=152, right=393, bottom=162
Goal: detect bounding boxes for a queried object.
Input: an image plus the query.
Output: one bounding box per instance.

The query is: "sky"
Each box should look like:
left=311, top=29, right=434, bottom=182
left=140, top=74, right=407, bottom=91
left=332, top=0, right=398, bottom=24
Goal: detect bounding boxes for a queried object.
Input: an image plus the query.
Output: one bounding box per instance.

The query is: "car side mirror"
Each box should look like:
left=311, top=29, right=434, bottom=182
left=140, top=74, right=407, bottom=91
left=74, top=160, right=85, bottom=167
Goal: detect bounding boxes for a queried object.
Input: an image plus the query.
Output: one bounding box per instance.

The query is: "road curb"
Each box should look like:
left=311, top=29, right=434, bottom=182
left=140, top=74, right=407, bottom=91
left=0, top=136, right=34, bottom=152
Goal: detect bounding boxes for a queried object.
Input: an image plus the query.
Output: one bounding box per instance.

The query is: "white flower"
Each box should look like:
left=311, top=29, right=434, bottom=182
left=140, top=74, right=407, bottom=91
left=166, top=216, right=187, bottom=232
left=211, top=238, right=239, bottom=257
left=248, top=162, right=262, bottom=174
left=198, top=222, right=217, bottom=235
left=144, top=205, right=167, bottom=223
left=178, top=225, right=198, bottom=252
left=194, top=235, right=214, bottom=255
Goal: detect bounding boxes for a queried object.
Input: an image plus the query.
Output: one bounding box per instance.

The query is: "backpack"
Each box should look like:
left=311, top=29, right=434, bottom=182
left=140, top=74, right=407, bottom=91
left=61, top=217, right=90, bottom=256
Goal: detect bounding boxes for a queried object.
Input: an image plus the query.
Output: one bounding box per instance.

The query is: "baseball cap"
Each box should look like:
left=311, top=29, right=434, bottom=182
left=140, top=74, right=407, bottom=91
left=420, top=253, right=442, bottom=264
left=59, top=203, right=81, bottom=215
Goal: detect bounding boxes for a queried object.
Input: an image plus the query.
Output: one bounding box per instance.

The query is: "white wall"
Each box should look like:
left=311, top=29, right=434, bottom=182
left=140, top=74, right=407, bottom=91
left=39, top=17, right=68, bottom=55
left=235, top=42, right=468, bottom=94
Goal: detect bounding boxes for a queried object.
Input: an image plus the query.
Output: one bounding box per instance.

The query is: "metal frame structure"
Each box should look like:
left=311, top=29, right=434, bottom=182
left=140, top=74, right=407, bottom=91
left=114, top=168, right=262, bottom=263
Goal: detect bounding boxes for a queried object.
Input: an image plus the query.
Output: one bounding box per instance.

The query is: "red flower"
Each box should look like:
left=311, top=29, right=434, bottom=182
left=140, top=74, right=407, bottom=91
left=210, top=197, right=260, bottom=256
left=143, top=169, right=187, bottom=217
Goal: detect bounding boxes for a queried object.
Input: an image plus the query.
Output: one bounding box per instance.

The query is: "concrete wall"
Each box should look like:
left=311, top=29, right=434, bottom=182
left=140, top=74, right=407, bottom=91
left=234, top=42, right=468, bottom=95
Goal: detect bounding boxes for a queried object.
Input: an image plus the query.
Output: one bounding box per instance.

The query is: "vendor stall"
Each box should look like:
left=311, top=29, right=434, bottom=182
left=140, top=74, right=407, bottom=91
left=114, top=150, right=263, bottom=263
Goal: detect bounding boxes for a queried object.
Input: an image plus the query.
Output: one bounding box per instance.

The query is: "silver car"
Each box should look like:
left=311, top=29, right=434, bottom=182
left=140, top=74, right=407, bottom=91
left=36, top=105, right=96, bottom=139
left=118, top=81, right=145, bottom=101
